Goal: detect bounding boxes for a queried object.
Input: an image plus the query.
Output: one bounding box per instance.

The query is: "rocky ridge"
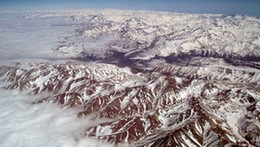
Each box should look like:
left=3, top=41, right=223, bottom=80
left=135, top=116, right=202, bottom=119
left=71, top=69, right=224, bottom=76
left=1, top=10, right=260, bottom=146
left=0, top=62, right=259, bottom=146
left=53, top=11, right=260, bottom=68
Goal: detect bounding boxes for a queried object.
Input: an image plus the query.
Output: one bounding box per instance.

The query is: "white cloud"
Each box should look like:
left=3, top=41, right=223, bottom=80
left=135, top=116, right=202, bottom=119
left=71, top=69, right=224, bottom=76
left=0, top=88, right=114, bottom=147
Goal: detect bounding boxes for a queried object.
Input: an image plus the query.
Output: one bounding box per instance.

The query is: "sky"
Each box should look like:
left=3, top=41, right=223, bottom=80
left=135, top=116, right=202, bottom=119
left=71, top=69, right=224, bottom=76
left=0, top=0, right=260, bottom=16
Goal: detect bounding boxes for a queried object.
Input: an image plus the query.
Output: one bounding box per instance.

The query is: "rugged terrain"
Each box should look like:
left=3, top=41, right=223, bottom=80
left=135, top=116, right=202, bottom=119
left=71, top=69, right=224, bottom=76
left=0, top=10, right=260, bottom=146
left=0, top=61, right=259, bottom=146
left=52, top=10, right=260, bottom=69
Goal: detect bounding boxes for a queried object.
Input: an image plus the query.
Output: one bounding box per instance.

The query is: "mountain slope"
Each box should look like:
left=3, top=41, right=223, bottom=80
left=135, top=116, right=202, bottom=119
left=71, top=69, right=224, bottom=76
left=53, top=11, right=260, bottom=67
left=0, top=10, right=259, bottom=146
left=0, top=62, right=259, bottom=146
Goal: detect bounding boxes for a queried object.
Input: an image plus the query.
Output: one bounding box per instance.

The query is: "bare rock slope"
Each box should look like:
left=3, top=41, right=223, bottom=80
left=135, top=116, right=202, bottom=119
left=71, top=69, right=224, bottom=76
left=0, top=61, right=259, bottom=146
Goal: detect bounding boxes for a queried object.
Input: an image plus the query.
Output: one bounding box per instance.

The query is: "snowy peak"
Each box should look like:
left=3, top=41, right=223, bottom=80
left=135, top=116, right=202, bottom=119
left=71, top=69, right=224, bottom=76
left=0, top=10, right=260, bottom=147
left=89, top=14, right=108, bottom=23
left=0, top=61, right=259, bottom=146
left=52, top=11, right=260, bottom=66
left=124, top=17, right=147, bottom=28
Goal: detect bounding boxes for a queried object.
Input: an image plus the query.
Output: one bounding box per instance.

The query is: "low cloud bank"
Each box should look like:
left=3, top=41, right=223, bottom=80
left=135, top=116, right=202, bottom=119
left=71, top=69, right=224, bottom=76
left=0, top=87, right=114, bottom=147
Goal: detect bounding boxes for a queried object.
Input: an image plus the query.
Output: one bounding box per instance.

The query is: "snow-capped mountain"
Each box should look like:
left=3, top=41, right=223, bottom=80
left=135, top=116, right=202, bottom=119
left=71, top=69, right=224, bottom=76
left=54, top=11, right=260, bottom=65
left=0, top=10, right=259, bottom=146
left=0, top=60, right=259, bottom=146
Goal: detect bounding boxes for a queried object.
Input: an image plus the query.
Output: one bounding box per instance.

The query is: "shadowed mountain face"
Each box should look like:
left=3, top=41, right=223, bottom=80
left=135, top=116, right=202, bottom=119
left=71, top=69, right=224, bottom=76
left=0, top=10, right=259, bottom=146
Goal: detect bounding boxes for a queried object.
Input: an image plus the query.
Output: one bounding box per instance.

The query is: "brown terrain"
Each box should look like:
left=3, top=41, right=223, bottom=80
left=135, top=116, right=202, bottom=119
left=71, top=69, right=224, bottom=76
left=0, top=62, right=259, bottom=146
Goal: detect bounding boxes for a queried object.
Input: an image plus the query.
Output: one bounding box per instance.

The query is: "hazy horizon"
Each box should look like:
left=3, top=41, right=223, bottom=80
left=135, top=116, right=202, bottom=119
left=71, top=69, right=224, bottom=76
left=0, top=0, right=260, bottom=16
